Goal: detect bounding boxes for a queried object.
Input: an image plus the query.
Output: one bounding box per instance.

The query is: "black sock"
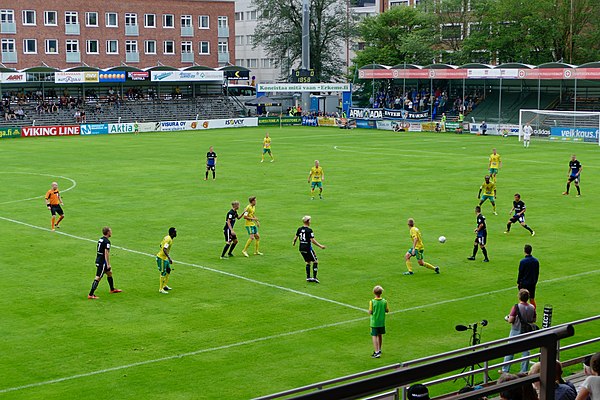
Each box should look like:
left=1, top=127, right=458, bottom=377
left=313, top=263, right=318, bottom=279
left=89, top=279, right=99, bottom=296
left=472, top=245, right=479, bottom=257
left=306, top=264, right=310, bottom=278
left=566, top=183, right=570, bottom=193
left=523, top=225, right=533, bottom=233
left=482, top=247, right=488, bottom=260
left=576, top=186, right=581, bottom=195
left=205, top=171, right=209, bottom=179
left=222, top=244, right=230, bottom=257
left=228, top=242, right=237, bottom=255
left=107, top=276, right=115, bottom=291
left=506, top=223, right=511, bottom=232
left=212, top=171, right=216, bottom=179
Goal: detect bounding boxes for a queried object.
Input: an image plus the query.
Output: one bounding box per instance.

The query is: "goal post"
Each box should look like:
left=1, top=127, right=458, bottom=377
left=519, top=109, right=600, bottom=145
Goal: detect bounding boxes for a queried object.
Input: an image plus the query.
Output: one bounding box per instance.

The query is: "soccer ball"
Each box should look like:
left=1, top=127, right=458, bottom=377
left=438, top=236, right=446, bottom=243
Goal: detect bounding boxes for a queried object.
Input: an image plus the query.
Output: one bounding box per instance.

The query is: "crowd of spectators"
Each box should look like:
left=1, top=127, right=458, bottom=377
left=368, top=85, right=482, bottom=120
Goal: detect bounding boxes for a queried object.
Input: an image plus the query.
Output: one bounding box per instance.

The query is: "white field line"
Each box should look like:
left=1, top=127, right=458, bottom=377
left=0, top=216, right=366, bottom=313
left=0, top=268, right=596, bottom=394
left=0, top=173, right=77, bottom=205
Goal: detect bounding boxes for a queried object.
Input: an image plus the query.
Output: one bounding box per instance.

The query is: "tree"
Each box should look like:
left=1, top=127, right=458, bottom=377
left=352, top=6, right=438, bottom=68
left=252, top=0, right=357, bottom=82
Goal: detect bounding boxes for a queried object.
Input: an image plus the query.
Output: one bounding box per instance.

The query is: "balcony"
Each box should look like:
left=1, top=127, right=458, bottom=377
left=125, top=25, right=139, bottom=36
left=0, top=22, right=16, bottom=34
left=126, top=51, right=140, bottom=63
left=218, top=52, right=229, bottom=64
left=66, top=52, right=81, bottom=63
left=1, top=51, right=17, bottom=63
left=180, top=26, right=194, bottom=37
left=217, top=26, right=229, bottom=38
left=65, top=23, right=80, bottom=35
left=181, top=52, right=194, bottom=63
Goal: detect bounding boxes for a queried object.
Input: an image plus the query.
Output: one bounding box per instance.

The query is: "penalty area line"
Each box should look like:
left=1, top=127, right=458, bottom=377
left=0, top=216, right=366, bottom=313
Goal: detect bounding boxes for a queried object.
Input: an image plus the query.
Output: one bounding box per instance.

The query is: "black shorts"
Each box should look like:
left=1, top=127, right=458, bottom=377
left=475, top=234, right=487, bottom=246
left=510, top=215, right=525, bottom=224
left=224, top=229, right=237, bottom=243
left=568, top=175, right=580, bottom=183
left=206, top=165, right=215, bottom=171
left=519, top=284, right=536, bottom=299
left=95, top=261, right=110, bottom=277
left=300, top=249, right=317, bottom=263
left=49, top=205, right=64, bottom=216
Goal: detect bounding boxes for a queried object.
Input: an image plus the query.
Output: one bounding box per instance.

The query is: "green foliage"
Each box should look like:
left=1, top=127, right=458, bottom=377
left=0, top=128, right=598, bottom=398
left=252, top=0, right=357, bottom=81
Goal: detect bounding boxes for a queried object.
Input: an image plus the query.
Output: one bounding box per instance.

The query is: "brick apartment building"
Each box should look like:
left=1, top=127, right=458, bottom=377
left=0, top=0, right=235, bottom=70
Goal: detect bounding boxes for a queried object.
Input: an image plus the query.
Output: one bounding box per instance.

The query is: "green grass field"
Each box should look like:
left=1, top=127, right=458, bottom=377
left=1, top=127, right=598, bottom=399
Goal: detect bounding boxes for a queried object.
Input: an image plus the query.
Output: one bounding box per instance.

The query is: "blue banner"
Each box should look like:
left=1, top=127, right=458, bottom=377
left=301, top=116, right=318, bottom=126
left=550, top=127, right=599, bottom=143
left=80, top=124, right=108, bottom=135
left=99, top=71, right=126, bottom=83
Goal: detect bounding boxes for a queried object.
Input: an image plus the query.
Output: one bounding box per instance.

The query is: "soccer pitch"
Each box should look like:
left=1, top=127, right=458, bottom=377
left=1, top=127, right=598, bottom=399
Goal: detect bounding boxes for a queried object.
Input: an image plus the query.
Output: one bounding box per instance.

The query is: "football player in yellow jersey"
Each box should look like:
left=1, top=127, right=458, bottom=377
left=156, top=227, right=177, bottom=294
left=488, top=148, right=502, bottom=182
left=478, top=175, right=498, bottom=215
left=308, top=160, right=324, bottom=199
left=261, top=132, right=274, bottom=163
left=241, top=196, right=262, bottom=257
left=403, top=218, right=440, bottom=275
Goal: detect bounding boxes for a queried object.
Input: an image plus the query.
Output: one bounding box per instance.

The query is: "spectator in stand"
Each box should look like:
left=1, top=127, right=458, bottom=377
left=529, top=361, right=576, bottom=400
left=80, top=109, right=86, bottom=123
left=576, top=352, right=600, bottom=400
left=500, top=289, right=537, bottom=374
left=74, top=110, right=81, bottom=123
left=15, top=107, right=25, bottom=120
left=498, top=372, right=538, bottom=400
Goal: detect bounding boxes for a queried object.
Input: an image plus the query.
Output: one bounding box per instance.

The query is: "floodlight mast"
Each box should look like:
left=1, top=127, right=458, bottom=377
left=301, top=0, right=310, bottom=111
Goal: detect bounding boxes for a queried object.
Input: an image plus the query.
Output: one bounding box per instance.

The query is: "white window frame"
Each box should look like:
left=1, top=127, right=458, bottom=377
left=86, top=39, right=99, bottom=54
left=23, top=39, right=37, bottom=53
left=144, top=40, right=156, bottom=54
left=235, top=35, right=244, bottom=46
left=22, top=10, right=36, bottom=26
left=65, top=39, right=79, bottom=53
left=246, top=10, right=258, bottom=21
left=162, top=14, right=174, bottom=28
left=105, top=12, right=118, bottom=28
left=218, top=40, right=228, bottom=53
left=125, top=13, right=137, bottom=26
left=85, top=12, right=98, bottom=27
left=0, top=10, right=15, bottom=24
left=125, top=40, right=138, bottom=53
left=1, top=38, right=15, bottom=52
left=235, top=12, right=244, bottom=21
left=163, top=40, right=175, bottom=54
left=217, top=16, right=228, bottom=28
left=44, top=11, right=57, bottom=26
left=246, top=58, right=258, bottom=68
left=106, top=39, right=118, bottom=54
left=181, top=41, right=192, bottom=53
left=144, top=14, right=156, bottom=28
left=198, top=15, right=209, bottom=29
left=65, top=11, right=78, bottom=25
left=198, top=41, right=209, bottom=54
left=181, top=15, right=192, bottom=28
left=45, top=39, right=58, bottom=54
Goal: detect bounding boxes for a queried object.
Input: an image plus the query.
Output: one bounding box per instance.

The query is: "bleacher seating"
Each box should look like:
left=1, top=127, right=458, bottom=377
left=0, top=96, right=247, bottom=128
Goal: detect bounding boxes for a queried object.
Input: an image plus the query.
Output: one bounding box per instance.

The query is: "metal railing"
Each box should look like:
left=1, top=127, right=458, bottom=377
left=255, top=315, right=599, bottom=400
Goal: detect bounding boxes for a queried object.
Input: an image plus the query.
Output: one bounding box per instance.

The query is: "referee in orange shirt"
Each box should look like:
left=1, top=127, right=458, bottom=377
left=45, top=182, right=65, bottom=231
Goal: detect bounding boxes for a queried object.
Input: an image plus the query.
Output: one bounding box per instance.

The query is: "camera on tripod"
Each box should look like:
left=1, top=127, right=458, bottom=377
left=455, top=320, right=488, bottom=332
left=454, top=319, right=490, bottom=387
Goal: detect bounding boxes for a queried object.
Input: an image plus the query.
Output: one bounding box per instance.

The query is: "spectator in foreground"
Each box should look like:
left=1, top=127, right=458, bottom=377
left=501, top=289, right=536, bottom=374
left=576, top=352, right=600, bottom=400
left=407, top=384, right=430, bottom=400
left=529, top=361, right=576, bottom=400
left=498, top=372, right=538, bottom=400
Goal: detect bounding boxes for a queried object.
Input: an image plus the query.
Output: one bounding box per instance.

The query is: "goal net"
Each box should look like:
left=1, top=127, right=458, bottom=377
left=519, top=109, right=600, bottom=144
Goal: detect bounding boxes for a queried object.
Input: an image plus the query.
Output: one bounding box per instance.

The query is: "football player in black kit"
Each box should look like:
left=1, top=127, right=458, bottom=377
left=88, top=227, right=122, bottom=299
left=205, top=146, right=217, bottom=180
left=563, top=154, right=582, bottom=197
left=468, top=206, right=489, bottom=262
left=505, top=193, right=535, bottom=236
left=221, top=201, right=242, bottom=259
left=293, top=216, right=326, bottom=283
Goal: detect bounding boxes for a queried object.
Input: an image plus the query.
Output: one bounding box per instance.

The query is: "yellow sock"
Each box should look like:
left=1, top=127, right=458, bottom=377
left=243, top=238, right=253, bottom=252
left=493, top=204, right=497, bottom=212
left=422, top=262, right=436, bottom=271
left=164, top=273, right=170, bottom=286
left=159, top=276, right=165, bottom=291
left=255, top=240, right=260, bottom=253
left=405, top=260, right=413, bottom=273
